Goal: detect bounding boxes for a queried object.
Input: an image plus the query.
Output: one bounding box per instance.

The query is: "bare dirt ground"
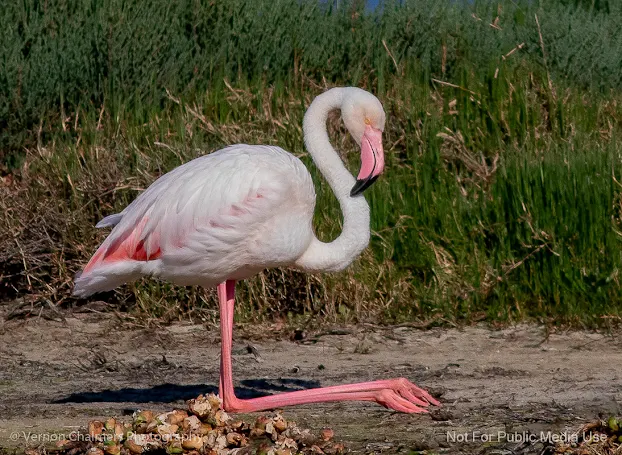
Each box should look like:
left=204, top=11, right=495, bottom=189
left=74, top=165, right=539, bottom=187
left=0, top=304, right=621, bottom=454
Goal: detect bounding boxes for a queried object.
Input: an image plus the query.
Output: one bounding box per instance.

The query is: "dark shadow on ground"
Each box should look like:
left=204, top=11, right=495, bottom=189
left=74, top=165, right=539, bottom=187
left=53, top=378, right=321, bottom=404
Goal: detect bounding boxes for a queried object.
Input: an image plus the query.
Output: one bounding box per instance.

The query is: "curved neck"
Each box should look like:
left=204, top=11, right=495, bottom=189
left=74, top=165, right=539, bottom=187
left=295, top=88, right=371, bottom=272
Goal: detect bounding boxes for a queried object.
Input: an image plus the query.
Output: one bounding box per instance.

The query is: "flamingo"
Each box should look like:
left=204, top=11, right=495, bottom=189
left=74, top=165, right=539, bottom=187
left=73, top=87, right=439, bottom=413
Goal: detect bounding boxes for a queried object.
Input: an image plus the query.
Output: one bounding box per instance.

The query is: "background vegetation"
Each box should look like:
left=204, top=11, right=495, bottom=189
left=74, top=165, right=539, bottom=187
left=2, top=0, right=622, bottom=326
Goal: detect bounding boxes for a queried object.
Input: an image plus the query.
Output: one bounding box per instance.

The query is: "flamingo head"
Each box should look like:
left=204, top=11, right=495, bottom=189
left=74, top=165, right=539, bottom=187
left=342, top=88, right=386, bottom=197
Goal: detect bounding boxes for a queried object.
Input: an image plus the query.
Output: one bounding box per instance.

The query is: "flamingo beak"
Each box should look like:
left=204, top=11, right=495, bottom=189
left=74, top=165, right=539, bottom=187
left=351, top=125, right=385, bottom=197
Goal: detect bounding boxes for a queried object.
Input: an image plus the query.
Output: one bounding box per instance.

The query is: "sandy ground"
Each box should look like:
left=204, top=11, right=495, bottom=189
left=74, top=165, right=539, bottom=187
left=0, top=305, right=621, bottom=454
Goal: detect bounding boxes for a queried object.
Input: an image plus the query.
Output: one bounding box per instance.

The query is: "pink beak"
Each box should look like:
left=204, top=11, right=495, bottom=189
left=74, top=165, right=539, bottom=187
left=351, top=124, right=385, bottom=197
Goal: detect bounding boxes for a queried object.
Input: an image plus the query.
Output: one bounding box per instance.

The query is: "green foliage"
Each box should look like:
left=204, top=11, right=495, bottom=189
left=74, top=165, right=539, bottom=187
left=3, top=0, right=622, bottom=160
left=1, top=0, right=622, bottom=325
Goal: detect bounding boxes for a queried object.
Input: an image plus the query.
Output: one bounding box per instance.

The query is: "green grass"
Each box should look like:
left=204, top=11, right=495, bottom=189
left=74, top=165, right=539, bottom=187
left=1, top=0, right=622, bottom=326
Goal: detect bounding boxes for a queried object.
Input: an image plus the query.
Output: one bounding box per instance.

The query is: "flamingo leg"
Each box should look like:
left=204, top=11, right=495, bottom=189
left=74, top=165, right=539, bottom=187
left=218, top=280, right=236, bottom=400
left=217, top=280, right=440, bottom=413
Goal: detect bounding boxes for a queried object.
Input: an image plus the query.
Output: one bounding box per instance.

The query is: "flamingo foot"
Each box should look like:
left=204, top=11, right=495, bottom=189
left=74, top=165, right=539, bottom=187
left=221, top=378, right=440, bottom=414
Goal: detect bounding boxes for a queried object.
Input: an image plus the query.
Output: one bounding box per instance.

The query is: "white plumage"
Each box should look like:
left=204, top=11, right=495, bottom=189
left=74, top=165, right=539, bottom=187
left=74, top=87, right=385, bottom=297
left=74, top=145, right=315, bottom=295
left=73, top=87, right=439, bottom=413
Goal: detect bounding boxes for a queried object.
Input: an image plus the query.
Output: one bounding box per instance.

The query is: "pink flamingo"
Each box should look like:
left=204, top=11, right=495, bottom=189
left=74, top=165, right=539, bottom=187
left=74, top=87, right=439, bottom=413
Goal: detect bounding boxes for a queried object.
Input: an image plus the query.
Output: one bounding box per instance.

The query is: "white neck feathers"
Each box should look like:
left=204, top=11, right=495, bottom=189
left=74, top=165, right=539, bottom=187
left=294, top=88, right=371, bottom=272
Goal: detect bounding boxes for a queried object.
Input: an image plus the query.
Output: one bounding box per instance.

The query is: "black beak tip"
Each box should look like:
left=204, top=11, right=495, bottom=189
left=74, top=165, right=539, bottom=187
left=350, top=175, right=379, bottom=197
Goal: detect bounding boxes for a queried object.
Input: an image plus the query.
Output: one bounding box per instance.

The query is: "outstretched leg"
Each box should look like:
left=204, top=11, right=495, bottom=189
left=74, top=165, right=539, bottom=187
left=217, top=280, right=440, bottom=413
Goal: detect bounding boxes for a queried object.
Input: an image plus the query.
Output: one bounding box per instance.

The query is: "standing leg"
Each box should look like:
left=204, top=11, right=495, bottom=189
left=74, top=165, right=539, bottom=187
left=216, top=280, right=440, bottom=413
left=218, top=280, right=236, bottom=406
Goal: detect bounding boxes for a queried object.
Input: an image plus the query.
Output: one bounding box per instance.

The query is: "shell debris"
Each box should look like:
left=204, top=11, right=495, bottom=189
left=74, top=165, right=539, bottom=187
left=29, top=394, right=346, bottom=455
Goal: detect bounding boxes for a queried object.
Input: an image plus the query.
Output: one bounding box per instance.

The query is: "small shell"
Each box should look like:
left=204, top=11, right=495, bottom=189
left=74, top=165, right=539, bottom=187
left=254, top=416, right=271, bottom=430
left=103, top=443, right=121, bottom=455
left=320, top=428, right=334, bottom=442
left=89, top=420, right=105, bottom=437
left=113, top=422, right=125, bottom=440
left=133, top=410, right=154, bottom=424
left=251, top=416, right=271, bottom=437
left=204, top=430, right=219, bottom=448
left=182, top=435, right=204, bottom=450
left=167, top=410, right=189, bottom=426
left=213, top=410, right=231, bottom=427
left=157, top=410, right=189, bottom=427
left=188, top=395, right=213, bottom=419
left=229, top=420, right=245, bottom=431
left=207, top=394, right=223, bottom=411
left=182, top=415, right=202, bottom=433
left=166, top=441, right=184, bottom=454
left=226, top=432, right=243, bottom=447
left=215, top=434, right=228, bottom=450
left=272, top=415, right=287, bottom=432
left=156, top=423, right=179, bottom=439
left=145, top=419, right=160, bottom=433
left=124, top=439, right=143, bottom=454
left=104, top=418, right=117, bottom=432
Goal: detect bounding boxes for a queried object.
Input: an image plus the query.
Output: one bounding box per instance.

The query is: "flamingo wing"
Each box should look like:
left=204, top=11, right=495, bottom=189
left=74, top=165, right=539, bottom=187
left=74, top=145, right=315, bottom=297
